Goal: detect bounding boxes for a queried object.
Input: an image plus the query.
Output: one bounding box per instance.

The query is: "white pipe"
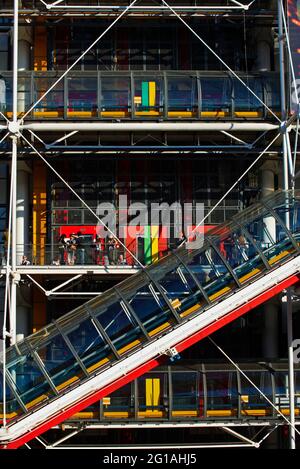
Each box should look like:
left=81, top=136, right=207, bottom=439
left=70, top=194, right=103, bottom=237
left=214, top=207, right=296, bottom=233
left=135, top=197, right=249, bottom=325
left=44, top=4, right=249, bottom=10
left=22, top=122, right=278, bottom=132
left=287, top=288, right=296, bottom=449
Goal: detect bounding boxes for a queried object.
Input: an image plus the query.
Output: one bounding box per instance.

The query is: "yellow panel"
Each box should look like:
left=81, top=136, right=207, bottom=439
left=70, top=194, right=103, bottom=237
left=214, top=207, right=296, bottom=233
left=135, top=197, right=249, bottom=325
left=135, top=111, right=160, bottom=116
left=235, top=111, right=262, bottom=118
left=200, top=111, right=227, bottom=117
left=101, top=111, right=128, bottom=118
left=153, top=379, right=160, bottom=407
left=168, top=111, right=194, bottom=118
left=151, top=225, right=159, bottom=263
left=171, top=298, right=181, bottom=309
left=172, top=410, right=198, bottom=417
left=70, top=411, right=99, bottom=420
left=67, top=111, right=96, bottom=118
left=149, top=82, right=156, bottom=107
left=103, top=411, right=130, bottom=418
left=207, top=410, right=235, bottom=416
left=180, top=303, right=202, bottom=319
left=148, top=321, right=171, bottom=337
left=146, top=378, right=160, bottom=407
left=138, top=411, right=163, bottom=418
left=33, top=111, right=62, bottom=118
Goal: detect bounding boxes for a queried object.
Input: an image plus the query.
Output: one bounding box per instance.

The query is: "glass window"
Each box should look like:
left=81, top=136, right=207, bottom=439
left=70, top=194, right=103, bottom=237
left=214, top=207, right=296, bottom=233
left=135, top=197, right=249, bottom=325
left=239, top=371, right=273, bottom=414
left=206, top=371, right=238, bottom=414
left=103, top=383, right=132, bottom=418
left=210, top=225, right=266, bottom=285
left=274, top=371, right=289, bottom=409
left=200, top=77, right=232, bottom=114
left=36, top=332, right=82, bottom=391
left=34, top=76, right=64, bottom=117
left=66, top=318, right=110, bottom=373
left=245, top=210, right=295, bottom=266
left=158, top=264, right=204, bottom=317
left=129, top=283, right=173, bottom=335
left=0, top=371, right=24, bottom=420
left=101, top=77, right=131, bottom=113
left=233, top=78, right=263, bottom=113
left=68, top=77, right=97, bottom=114
left=186, top=246, right=235, bottom=303
left=6, top=345, right=55, bottom=409
left=172, top=371, right=200, bottom=415
left=167, top=76, right=198, bottom=113
left=95, top=301, right=142, bottom=355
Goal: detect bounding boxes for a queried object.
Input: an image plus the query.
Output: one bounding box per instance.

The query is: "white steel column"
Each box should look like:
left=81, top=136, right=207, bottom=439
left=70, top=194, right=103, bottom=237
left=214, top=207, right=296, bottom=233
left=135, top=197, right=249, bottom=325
left=278, top=0, right=296, bottom=449
left=261, top=162, right=278, bottom=360
left=9, top=0, right=19, bottom=346
left=16, top=162, right=30, bottom=263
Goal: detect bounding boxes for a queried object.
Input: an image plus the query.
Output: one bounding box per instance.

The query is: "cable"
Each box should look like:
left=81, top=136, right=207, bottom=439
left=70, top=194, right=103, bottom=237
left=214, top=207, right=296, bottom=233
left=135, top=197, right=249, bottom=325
left=208, top=336, right=300, bottom=438
left=22, top=0, right=139, bottom=120
left=162, top=0, right=281, bottom=123
left=20, top=133, right=144, bottom=268
left=178, top=132, right=281, bottom=247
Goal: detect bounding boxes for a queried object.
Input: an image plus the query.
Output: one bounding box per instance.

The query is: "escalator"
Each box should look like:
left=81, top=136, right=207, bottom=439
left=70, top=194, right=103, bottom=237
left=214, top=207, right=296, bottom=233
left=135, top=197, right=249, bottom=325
left=1, top=189, right=300, bottom=449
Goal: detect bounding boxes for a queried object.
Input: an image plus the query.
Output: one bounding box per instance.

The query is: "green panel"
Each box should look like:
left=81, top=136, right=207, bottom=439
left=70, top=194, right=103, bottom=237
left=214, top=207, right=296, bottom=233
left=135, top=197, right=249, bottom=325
left=144, top=225, right=152, bottom=264
left=142, top=81, right=149, bottom=108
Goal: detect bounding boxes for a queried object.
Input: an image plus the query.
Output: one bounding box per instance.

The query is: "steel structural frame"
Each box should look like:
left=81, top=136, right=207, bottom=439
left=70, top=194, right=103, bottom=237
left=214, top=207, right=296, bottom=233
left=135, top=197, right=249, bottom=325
left=0, top=0, right=299, bottom=450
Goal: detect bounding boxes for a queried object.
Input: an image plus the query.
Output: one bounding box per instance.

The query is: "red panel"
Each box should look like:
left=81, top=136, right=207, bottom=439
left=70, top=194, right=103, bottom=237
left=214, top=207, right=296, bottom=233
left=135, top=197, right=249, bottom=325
left=159, top=225, right=169, bottom=258
left=2, top=273, right=299, bottom=449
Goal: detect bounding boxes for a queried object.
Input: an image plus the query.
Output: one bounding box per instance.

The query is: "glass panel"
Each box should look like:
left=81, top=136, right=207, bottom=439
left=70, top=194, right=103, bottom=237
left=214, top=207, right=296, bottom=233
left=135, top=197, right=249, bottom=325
left=33, top=76, right=64, bottom=117
left=68, top=77, right=97, bottom=115
left=296, top=371, right=300, bottom=410
left=0, top=371, right=25, bottom=421
left=240, top=371, right=273, bottom=415
left=265, top=76, right=280, bottom=113
left=172, top=371, right=200, bottom=416
left=245, top=210, right=295, bottom=266
left=167, top=76, right=198, bottom=113
left=233, top=78, right=263, bottom=114
left=274, top=371, right=289, bottom=409
left=211, top=225, right=266, bottom=285
left=6, top=344, right=55, bottom=410
left=200, top=77, right=231, bottom=114
left=206, top=371, right=238, bottom=415
left=134, top=77, right=162, bottom=115
left=101, top=76, right=131, bottom=114
left=17, top=78, right=31, bottom=116
left=96, top=301, right=142, bottom=355
left=103, top=383, right=132, bottom=419
left=66, top=317, right=111, bottom=373
left=158, top=264, right=205, bottom=317
left=186, top=246, right=235, bottom=302
left=36, top=331, right=82, bottom=391
left=129, top=283, right=174, bottom=335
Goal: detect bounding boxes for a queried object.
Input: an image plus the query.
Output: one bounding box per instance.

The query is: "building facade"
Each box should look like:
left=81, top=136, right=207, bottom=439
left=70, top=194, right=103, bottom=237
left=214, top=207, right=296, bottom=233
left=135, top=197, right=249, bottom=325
left=0, top=0, right=299, bottom=449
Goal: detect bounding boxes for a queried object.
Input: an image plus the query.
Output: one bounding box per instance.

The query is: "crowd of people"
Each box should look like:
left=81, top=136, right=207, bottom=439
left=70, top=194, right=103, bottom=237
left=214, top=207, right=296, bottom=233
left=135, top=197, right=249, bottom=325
left=57, top=232, right=128, bottom=266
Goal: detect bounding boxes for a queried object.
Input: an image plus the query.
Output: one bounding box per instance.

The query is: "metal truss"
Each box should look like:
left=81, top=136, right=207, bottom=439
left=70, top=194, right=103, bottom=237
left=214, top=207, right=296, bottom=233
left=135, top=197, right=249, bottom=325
left=22, top=420, right=287, bottom=449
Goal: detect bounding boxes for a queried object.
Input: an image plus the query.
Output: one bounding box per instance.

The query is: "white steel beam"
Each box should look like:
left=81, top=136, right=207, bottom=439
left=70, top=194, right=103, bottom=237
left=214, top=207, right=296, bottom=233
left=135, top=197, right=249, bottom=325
left=22, top=122, right=278, bottom=132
